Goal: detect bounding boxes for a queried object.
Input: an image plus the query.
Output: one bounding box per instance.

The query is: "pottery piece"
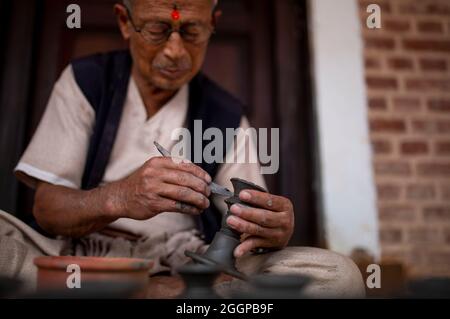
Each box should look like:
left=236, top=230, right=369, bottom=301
left=185, top=178, right=267, bottom=280
left=34, top=256, right=153, bottom=298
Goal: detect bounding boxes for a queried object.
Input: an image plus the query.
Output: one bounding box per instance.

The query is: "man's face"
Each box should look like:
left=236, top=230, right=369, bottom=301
left=123, top=0, right=214, bottom=90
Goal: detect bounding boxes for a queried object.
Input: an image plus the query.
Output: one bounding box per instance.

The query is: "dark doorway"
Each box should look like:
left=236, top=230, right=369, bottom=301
left=0, top=0, right=318, bottom=246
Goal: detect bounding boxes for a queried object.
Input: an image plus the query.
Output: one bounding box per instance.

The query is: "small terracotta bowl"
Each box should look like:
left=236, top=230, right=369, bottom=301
left=34, top=256, right=153, bottom=298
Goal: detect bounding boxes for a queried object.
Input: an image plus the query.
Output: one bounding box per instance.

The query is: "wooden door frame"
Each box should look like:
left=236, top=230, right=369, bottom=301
left=272, top=0, right=318, bottom=246
left=0, top=0, right=40, bottom=217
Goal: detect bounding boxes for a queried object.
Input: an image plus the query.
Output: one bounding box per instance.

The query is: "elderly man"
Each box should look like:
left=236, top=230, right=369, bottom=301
left=0, top=0, right=364, bottom=297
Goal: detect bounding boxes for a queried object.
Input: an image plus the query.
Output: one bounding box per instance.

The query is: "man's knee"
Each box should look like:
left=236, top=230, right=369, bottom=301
left=253, top=247, right=366, bottom=298
left=305, top=247, right=366, bottom=298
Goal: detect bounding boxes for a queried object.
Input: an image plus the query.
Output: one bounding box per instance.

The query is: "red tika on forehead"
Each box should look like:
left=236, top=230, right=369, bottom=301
left=171, top=4, right=180, bottom=21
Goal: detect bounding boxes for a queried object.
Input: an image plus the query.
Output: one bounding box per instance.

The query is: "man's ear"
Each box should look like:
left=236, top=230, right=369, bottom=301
left=212, top=9, right=222, bottom=28
left=114, top=4, right=132, bottom=40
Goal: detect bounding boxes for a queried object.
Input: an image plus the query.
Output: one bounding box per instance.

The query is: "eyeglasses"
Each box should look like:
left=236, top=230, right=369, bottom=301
left=125, top=7, right=215, bottom=45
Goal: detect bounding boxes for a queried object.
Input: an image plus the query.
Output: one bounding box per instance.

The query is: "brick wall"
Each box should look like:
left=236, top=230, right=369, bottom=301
left=359, top=0, right=450, bottom=278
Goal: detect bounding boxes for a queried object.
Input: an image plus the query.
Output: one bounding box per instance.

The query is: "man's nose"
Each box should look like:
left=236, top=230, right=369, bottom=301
left=163, top=32, right=187, bottom=61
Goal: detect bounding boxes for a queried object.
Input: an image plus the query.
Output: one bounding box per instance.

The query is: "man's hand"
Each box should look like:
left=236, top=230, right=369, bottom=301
left=111, top=157, right=212, bottom=220
left=33, top=156, right=211, bottom=238
left=226, top=190, right=294, bottom=258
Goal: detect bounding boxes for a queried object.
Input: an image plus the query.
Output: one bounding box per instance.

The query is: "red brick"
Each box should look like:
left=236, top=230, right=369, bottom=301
left=392, top=97, right=421, bottom=112
left=423, top=206, right=450, bottom=221
left=406, top=251, right=426, bottom=268
left=375, top=161, right=412, bottom=176
left=372, top=139, right=392, bottom=154
left=367, top=76, right=398, bottom=90
left=368, top=97, right=387, bottom=110
left=406, top=184, right=435, bottom=200
left=417, top=21, right=444, bottom=33
left=365, top=57, right=381, bottom=69
left=428, top=99, right=450, bottom=113
left=379, top=205, right=416, bottom=222
left=412, top=120, right=450, bottom=134
left=405, top=78, right=450, bottom=92
left=408, top=227, right=442, bottom=245
left=442, top=184, right=450, bottom=200
left=408, top=251, right=450, bottom=275
left=417, top=162, right=450, bottom=177
left=380, top=228, right=403, bottom=244
left=403, top=39, right=450, bottom=53
left=401, top=141, right=429, bottom=155
left=370, top=118, right=406, bottom=133
left=400, top=141, right=428, bottom=155
left=387, top=57, right=414, bottom=70
left=384, top=19, right=411, bottom=32
left=436, top=142, right=450, bottom=155
left=360, top=0, right=450, bottom=277
left=381, top=250, right=408, bottom=265
left=420, top=58, right=448, bottom=71
left=377, top=184, right=402, bottom=201
left=359, top=1, right=392, bottom=14
left=429, top=252, right=450, bottom=267
left=399, top=3, right=450, bottom=16
left=365, top=37, right=396, bottom=50
left=444, top=229, right=450, bottom=244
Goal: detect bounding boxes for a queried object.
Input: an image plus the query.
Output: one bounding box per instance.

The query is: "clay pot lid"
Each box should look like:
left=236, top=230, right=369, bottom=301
left=34, top=256, right=153, bottom=272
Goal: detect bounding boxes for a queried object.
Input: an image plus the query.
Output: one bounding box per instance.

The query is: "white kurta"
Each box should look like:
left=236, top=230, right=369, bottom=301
left=15, top=65, right=266, bottom=240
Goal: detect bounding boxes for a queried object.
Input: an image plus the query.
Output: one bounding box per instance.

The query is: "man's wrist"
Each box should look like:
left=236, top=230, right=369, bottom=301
left=101, top=181, right=127, bottom=220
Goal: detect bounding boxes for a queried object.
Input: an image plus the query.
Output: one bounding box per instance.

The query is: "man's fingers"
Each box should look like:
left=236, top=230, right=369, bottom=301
left=239, top=190, right=291, bottom=212
left=157, top=168, right=211, bottom=197
left=149, top=157, right=212, bottom=184
left=158, top=184, right=210, bottom=210
left=226, top=215, right=275, bottom=238
left=230, top=204, right=279, bottom=228
left=234, top=236, right=269, bottom=258
left=156, top=197, right=202, bottom=216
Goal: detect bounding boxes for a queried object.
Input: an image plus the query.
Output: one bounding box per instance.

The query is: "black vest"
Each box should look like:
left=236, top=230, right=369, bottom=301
left=71, top=50, right=243, bottom=243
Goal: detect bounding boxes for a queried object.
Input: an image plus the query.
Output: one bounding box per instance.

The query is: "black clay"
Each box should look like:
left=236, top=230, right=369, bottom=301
left=185, top=178, right=267, bottom=280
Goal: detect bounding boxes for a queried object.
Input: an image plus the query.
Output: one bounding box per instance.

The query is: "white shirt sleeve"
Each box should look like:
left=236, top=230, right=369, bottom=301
left=14, top=65, right=95, bottom=189
left=212, top=116, right=268, bottom=214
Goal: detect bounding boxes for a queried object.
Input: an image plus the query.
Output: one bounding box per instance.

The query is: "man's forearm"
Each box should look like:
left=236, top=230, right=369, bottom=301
left=31, top=157, right=212, bottom=238
left=33, top=181, right=124, bottom=238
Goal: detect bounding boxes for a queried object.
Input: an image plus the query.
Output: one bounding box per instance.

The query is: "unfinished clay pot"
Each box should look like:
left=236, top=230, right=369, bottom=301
left=34, top=256, right=153, bottom=298
left=185, top=178, right=267, bottom=280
